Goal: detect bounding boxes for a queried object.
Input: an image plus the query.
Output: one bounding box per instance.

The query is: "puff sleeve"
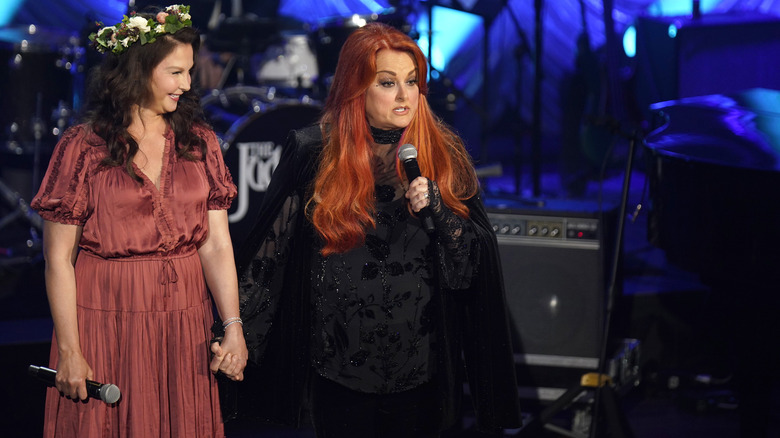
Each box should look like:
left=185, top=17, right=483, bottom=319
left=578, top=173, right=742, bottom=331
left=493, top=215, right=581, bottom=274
left=200, top=126, right=236, bottom=210
left=31, top=125, right=97, bottom=226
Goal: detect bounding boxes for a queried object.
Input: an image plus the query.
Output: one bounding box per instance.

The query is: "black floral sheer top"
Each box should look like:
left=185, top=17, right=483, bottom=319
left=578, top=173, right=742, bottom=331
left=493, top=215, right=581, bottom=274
left=310, top=143, right=477, bottom=394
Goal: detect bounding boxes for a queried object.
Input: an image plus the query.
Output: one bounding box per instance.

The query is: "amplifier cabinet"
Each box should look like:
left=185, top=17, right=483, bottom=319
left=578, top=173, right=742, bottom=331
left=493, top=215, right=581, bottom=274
left=486, top=199, right=618, bottom=400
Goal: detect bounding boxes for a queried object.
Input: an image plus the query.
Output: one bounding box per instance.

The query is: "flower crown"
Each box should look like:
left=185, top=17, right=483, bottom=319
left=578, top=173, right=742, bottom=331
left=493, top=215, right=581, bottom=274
left=89, top=4, right=193, bottom=55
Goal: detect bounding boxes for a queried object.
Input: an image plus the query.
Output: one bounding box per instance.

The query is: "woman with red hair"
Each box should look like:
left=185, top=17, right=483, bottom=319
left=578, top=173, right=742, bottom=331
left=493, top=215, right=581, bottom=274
left=229, top=21, right=521, bottom=437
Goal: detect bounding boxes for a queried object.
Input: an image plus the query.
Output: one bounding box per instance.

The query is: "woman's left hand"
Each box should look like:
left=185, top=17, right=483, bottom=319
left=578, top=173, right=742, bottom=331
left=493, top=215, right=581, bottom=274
left=209, top=324, right=248, bottom=381
left=405, top=176, right=430, bottom=213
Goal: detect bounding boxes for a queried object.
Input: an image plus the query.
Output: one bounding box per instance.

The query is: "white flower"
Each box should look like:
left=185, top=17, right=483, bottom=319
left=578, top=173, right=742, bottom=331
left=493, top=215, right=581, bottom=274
left=97, top=26, right=115, bottom=38
left=127, top=16, right=151, bottom=33
left=119, top=37, right=131, bottom=47
left=181, top=13, right=191, bottom=21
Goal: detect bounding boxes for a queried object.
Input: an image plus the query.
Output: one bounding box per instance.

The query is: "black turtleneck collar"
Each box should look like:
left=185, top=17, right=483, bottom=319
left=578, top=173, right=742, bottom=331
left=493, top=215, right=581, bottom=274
left=370, top=125, right=404, bottom=144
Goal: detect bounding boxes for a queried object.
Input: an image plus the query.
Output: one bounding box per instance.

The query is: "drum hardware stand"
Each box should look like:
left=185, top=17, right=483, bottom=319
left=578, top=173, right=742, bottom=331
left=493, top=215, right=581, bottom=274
left=52, top=101, right=73, bottom=139
left=0, top=97, right=44, bottom=268
left=0, top=177, right=43, bottom=267
left=0, top=94, right=46, bottom=234
left=215, top=55, right=240, bottom=89
left=205, top=13, right=279, bottom=89
left=30, top=92, right=47, bottom=198
left=502, top=0, right=533, bottom=196
left=0, top=92, right=46, bottom=264
left=530, top=0, right=544, bottom=198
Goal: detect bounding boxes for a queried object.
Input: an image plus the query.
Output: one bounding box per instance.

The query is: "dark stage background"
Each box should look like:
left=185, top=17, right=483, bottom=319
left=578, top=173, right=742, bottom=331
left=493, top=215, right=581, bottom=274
left=2, top=0, right=780, bottom=437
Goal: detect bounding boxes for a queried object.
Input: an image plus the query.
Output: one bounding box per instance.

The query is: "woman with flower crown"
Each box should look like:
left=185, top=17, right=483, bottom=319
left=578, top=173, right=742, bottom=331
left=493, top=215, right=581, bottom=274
left=232, top=22, right=521, bottom=437
left=31, top=5, right=247, bottom=437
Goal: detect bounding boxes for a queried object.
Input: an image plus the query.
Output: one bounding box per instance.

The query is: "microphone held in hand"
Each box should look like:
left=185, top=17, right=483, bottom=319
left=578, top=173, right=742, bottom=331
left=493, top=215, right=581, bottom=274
left=28, top=364, right=122, bottom=404
left=397, top=144, right=435, bottom=233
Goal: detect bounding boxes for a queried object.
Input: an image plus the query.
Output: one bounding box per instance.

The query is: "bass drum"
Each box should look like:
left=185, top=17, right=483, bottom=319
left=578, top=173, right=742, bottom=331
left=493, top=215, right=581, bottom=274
left=222, top=101, right=322, bottom=247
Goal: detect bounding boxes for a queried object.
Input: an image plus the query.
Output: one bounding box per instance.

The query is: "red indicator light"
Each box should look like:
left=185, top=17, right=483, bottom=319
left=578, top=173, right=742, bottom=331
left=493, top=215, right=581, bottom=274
left=577, top=231, right=584, bottom=238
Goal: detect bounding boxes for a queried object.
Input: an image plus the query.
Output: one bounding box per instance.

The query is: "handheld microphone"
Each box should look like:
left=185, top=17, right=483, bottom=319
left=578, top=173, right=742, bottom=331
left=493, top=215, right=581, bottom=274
left=28, top=365, right=122, bottom=404
left=397, top=144, right=435, bottom=233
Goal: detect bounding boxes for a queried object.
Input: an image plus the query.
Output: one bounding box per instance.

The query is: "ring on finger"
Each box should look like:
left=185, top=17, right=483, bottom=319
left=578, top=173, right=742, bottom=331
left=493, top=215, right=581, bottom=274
left=423, top=192, right=429, bottom=199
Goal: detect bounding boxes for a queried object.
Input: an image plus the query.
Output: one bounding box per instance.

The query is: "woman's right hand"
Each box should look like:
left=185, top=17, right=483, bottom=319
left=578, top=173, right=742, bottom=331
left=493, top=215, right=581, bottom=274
left=210, top=324, right=248, bottom=381
left=55, top=350, right=93, bottom=401
left=42, top=220, right=90, bottom=400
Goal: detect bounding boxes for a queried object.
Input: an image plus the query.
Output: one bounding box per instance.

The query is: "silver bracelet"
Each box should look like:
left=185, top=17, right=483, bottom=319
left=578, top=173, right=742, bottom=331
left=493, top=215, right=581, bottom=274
left=222, top=316, right=241, bottom=326
left=222, top=319, right=243, bottom=330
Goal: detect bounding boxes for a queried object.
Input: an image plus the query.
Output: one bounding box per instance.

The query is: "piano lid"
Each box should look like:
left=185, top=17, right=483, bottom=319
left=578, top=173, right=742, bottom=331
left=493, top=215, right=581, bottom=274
left=646, top=87, right=780, bottom=172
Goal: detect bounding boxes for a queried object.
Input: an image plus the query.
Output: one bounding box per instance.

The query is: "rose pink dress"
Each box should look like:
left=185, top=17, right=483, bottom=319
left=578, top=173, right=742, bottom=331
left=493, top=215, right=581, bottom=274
left=31, top=124, right=236, bottom=437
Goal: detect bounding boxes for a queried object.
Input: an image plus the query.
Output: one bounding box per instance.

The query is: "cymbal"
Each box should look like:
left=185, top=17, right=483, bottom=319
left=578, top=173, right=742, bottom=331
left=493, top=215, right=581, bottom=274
left=0, top=25, right=76, bottom=51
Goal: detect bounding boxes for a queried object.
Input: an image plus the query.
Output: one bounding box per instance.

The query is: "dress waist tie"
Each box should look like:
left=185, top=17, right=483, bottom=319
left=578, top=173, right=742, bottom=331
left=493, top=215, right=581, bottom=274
left=159, top=258, right=179, bottom=296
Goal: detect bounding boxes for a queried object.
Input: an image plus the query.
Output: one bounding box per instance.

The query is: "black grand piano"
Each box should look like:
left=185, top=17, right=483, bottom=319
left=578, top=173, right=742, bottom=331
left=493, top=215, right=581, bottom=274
left=643, top=87, right=780, bottom=436
left=645, top=87, right=780, bottom=280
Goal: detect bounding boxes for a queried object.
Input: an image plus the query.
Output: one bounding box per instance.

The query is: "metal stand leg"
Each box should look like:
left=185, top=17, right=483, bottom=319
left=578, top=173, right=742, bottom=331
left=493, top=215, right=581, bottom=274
left=520, top=373, right=635, bottom=438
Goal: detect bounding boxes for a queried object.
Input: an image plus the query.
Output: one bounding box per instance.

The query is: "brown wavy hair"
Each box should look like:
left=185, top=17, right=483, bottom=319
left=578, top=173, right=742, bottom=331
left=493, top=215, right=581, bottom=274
left=309, top=22, right=479, bottom=256
left=82, top=15, right=206, bottom=182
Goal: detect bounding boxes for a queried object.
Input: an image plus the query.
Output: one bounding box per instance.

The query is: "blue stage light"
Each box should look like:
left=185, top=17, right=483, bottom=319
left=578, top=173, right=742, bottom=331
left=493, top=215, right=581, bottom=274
left=648, top=0, right=717, bottom=16
left=623, top=25, right=636, bottom=57
left=415, top=5, right=482, bottom=73
left=0, top=0, right=25, bottom=27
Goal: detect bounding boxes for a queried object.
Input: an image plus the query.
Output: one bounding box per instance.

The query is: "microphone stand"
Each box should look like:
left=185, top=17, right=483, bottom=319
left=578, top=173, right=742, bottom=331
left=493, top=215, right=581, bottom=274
left=519, top=118, right=640, bottom=438
left=590, top=121, right=641, bottom=438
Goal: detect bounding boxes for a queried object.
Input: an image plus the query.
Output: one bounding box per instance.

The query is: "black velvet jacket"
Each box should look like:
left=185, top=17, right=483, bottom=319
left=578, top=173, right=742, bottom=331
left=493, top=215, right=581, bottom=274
left=219, top=125, right=522, bottom=433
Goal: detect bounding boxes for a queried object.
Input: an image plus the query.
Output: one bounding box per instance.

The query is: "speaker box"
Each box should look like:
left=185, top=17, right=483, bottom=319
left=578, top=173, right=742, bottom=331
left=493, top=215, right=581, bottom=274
left=486, top=199, right=619, bottom=401
left=634, top=12, right=780, bottom=116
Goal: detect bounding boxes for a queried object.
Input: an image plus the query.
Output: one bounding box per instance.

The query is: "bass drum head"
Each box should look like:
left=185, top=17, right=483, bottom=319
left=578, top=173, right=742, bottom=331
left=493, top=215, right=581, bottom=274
left=222, top=102, right=322, bottom=247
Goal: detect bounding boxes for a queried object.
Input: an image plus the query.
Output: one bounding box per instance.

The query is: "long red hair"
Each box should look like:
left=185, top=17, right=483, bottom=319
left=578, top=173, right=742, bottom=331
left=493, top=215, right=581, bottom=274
left=309, top=22, right=478, bottom=256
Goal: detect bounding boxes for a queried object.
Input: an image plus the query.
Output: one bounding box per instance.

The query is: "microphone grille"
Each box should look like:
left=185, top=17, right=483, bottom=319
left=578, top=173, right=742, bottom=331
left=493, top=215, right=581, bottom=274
left=397, top=143, right=417, bottom=161
left=101, top=384, right=122, bottom=404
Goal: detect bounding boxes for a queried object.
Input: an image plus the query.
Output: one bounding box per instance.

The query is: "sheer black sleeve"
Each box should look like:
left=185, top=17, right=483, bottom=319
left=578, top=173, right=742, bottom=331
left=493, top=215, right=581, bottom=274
left=238, top=193, right=301, bottom=363
left=218, top=126, right=320, bottom=426
left=427, top=181, right=480, bottom=291
left=233, top=125, right=321, bottom=365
